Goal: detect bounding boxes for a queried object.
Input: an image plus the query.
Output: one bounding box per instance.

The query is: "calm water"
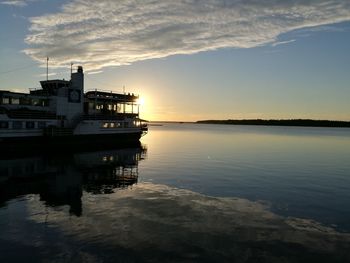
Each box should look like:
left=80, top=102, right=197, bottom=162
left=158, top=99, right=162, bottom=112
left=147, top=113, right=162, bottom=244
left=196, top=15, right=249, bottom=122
left=1, top=123, right=350, bottom=262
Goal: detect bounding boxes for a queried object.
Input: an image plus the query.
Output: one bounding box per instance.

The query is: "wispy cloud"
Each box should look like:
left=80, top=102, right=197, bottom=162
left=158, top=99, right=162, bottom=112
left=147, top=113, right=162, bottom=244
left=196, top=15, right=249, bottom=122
left=302, top=25, right=348, bottom=33
left=271, top=39, right=296, bottom=47
left=24, top=0, right=350, bottom=71
left=37, top=72, right=57, bottom=77
left=1, top=0, right=37, bottom=7
left=1, top=0, right=27, bottom=6
left=87, top=70, right=103, bottom=75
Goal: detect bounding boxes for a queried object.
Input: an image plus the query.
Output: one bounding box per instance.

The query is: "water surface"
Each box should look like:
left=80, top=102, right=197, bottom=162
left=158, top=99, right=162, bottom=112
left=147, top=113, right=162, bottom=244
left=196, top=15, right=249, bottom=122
left=140, top=124, right=350, bottom=231
left=1, top=123, right=350, bottom=262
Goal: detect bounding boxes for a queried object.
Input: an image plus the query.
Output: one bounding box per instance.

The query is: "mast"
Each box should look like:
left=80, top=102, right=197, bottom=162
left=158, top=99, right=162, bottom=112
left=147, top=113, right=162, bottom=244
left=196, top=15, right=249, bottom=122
left=46, top=57, right=49, bottom=81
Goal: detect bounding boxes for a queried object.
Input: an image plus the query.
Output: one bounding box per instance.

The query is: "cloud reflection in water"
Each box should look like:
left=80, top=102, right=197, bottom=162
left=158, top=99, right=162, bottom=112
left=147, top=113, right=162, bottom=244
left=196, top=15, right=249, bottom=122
left=26, top=183, right=350, bottom=262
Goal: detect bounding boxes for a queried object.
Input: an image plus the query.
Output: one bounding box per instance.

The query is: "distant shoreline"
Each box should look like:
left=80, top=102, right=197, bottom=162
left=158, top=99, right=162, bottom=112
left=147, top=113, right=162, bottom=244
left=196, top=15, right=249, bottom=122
left=196, top=119, right=350, bottom=128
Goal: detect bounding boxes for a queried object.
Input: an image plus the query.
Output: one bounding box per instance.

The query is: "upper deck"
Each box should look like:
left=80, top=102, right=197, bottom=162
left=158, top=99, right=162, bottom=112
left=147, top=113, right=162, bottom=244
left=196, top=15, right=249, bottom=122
left=84, top=90, right=140, bottom=117
left=85, top=90, right=138, bottom=103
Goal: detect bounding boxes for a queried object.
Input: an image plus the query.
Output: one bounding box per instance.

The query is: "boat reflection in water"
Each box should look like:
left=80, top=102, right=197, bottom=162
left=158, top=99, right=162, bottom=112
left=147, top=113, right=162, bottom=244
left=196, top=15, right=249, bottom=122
left=0, top=144, right=146, bottom=216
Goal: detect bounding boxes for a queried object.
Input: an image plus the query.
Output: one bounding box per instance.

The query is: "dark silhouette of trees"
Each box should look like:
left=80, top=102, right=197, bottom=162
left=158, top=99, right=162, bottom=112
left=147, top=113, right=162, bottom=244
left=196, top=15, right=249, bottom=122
left=197, top=119, right=350, bottom=128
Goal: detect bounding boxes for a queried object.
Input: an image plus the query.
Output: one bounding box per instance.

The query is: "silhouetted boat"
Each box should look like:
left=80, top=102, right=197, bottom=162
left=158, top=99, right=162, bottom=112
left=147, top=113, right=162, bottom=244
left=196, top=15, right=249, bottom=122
left=0, top=66, right=148, bottom=148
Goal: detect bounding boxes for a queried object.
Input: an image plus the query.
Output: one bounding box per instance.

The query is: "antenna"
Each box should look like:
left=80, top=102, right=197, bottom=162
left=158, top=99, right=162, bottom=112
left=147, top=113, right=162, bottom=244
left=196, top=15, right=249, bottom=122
left=70, top=62, right=73, bottom=75
left=123, top=85, right=125, bottom=94
left=46, top=57, right=49, bottom=81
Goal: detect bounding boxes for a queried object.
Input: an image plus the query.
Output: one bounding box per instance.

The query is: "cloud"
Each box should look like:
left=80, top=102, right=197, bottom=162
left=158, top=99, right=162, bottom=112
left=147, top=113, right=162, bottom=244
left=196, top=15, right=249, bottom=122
left=271, top=39, right=296, bottom=47
left=86, top=70, right=103, bottom=75
left=1, top=0, right=36, bottom=7
left=24, top=0, right=350, bottom=71
left=37, top=72, right=57, bottom=77
left=1, top=0, right=27, bottom=6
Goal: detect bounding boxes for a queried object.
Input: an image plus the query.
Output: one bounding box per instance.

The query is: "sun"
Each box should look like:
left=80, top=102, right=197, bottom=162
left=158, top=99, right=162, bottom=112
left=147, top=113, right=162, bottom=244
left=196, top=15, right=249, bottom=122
left=137, top=97, right=145, bottom=106
left=136, top=95, right=153, bottom=120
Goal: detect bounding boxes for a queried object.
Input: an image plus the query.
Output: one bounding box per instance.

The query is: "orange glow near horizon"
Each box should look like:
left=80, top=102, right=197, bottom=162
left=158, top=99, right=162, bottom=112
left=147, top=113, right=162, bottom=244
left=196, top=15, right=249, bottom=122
left=132, top=87, right=350, bottom=123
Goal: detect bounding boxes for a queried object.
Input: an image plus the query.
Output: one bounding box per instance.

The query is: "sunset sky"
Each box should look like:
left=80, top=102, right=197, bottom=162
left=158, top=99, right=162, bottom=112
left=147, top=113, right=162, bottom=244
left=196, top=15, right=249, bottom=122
left=1, top=0, right=350, bottom=121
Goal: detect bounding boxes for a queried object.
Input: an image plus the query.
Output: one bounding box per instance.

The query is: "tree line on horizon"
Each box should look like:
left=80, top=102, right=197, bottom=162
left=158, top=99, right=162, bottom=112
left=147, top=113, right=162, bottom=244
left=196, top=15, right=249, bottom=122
left=196, top=119, right=350, bottom=128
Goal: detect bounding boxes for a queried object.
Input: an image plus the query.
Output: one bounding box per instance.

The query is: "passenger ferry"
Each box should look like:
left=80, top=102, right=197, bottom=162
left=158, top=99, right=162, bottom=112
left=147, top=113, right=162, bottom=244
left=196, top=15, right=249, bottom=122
left=0, top=66, right=148, bottom=147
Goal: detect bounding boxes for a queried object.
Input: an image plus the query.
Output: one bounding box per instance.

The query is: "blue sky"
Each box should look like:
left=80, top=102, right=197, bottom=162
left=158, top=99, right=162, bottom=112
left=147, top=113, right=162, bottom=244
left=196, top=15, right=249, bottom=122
left=1, top=0, right=350, bottom=121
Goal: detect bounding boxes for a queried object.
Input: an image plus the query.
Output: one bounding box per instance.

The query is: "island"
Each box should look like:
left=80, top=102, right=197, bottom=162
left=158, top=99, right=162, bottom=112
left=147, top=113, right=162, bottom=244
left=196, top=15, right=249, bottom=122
left=197, top=119, right=350, bottom=128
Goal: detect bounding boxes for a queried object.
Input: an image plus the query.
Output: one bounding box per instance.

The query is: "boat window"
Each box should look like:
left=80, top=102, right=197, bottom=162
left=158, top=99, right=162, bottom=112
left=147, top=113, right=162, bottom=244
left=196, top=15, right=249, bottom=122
left=0, top=121, right=9, bottom=129
left=58, top=83, right=68, bottom=89
left=26, top=121, right=35, bottom=129
left=124, top=122, right=128, bottom=128
left=101, top=122, right=125, bottom=128
left=117, top=104, right=123, bottom=113
left=11, top=98, right=20, bottom=105
left=2, top=97, right=10, bottom=104
left=12, top=121, right=22, bottom=129
left=38, top=121, right=46, bottom=128
left=20, top=97, right=32, bottom=105
left=42, top=99, right=49, bottom=107
left=32, top=99, right=40, bottom=106
left=124, top=104, right=133, bottom=113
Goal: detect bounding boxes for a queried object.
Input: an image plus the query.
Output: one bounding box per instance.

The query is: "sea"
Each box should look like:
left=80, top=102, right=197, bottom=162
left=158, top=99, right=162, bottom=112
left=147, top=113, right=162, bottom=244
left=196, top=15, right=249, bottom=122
left=1, top=123, right=350, bottom=262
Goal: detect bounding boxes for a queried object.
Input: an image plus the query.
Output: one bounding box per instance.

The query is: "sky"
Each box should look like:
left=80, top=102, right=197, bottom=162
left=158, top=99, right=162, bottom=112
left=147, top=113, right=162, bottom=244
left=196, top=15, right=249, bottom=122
left=0, top=0, right=350, bottom=121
